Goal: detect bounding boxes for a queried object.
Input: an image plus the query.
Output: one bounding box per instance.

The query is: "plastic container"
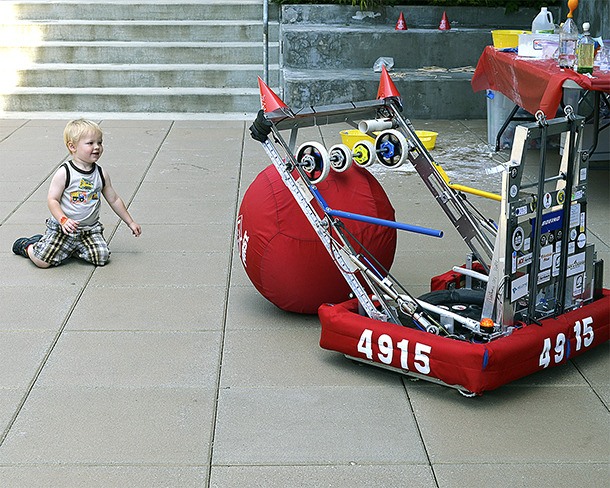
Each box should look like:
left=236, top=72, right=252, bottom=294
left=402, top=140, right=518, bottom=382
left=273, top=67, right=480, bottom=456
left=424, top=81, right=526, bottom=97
left=486, top=90, right=516, bottom=148
left=531, top=7, right=555, bottom=34
left=559, top=17, right=578, bottom=68
left=576, top=22, right=595, bottom=74
left=339, top=129, right=437, bottom=151
left=492, top=30, right=530, bottom=49
left=415, top=130, right=438, bottom=150
left=339, top=129, right=375, bottom=149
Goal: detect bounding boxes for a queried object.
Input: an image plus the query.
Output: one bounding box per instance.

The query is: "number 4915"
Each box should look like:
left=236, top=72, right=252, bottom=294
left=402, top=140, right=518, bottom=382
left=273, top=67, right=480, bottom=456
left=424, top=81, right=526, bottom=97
left=539, top=317, right=594, bottom=369
left=357, top=329, right=431, bottom=375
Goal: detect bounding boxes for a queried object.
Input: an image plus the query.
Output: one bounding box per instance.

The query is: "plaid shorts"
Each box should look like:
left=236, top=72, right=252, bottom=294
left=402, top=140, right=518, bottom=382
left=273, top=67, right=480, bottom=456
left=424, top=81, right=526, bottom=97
left=32, top=218, right=110, bottom=266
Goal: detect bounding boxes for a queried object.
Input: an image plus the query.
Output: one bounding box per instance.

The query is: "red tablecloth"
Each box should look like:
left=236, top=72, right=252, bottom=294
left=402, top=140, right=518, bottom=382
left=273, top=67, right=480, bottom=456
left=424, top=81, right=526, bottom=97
left=472, top=45, right=610, bottom=118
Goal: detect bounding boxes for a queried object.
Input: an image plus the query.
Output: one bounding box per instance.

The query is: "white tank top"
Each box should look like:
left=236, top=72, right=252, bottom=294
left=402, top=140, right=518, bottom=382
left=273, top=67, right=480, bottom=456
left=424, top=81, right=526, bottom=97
left=60, top=161, right=106, bottom=228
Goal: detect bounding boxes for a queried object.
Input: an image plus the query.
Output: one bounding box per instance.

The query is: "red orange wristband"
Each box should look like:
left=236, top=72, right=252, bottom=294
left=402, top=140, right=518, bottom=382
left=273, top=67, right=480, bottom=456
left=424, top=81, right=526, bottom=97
left=60, top=216, right=68, bottom=225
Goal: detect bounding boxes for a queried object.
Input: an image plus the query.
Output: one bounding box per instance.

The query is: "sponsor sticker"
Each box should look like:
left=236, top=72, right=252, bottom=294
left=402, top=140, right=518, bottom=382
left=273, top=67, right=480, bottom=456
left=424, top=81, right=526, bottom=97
left=537, top=269, right=551, bottom=285
left=517, top=252, right=532, bottom=269
left=567, top=252, right=586, bottom=277
left=540, top=244, right=554, bottom=271
left=511, top=274, right=529, bottom=302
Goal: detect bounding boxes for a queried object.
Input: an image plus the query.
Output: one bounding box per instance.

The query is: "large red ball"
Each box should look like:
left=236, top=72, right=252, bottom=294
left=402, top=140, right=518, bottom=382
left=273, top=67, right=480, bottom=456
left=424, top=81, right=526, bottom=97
left=237, top=164, right=397, bottom=314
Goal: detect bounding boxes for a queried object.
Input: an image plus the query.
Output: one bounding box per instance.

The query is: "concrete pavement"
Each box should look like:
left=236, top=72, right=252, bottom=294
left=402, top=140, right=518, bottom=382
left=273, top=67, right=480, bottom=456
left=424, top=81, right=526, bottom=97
left=0, top=117, right=608, bottom=487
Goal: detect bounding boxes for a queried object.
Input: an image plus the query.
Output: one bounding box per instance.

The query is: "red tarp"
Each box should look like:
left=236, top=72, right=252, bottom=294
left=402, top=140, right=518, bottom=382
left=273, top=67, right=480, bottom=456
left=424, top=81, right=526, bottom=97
left=472, top=45, right=610, bottom=118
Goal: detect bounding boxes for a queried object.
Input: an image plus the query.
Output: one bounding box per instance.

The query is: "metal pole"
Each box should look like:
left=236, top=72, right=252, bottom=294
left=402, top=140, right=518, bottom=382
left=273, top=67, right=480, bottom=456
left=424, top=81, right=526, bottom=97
left=263, top=0, right=269, bottom=84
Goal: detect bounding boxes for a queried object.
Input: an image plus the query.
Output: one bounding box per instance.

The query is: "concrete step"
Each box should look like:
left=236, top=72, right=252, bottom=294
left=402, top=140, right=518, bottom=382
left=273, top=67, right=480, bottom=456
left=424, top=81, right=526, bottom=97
left=1, top=87, right=262, bottom=114
left=282, top=26, right=491, bottom=70
left=6, top=0, right=276, bottom=22
left=1, top=20, right=279, bottom=42
left=283, top=68, right=483, bottom=120
left=1, top=41, right=279, bottom=64
left=14, top=63, right=280, bottom=88
left=282, top=4, right=552, bottom=29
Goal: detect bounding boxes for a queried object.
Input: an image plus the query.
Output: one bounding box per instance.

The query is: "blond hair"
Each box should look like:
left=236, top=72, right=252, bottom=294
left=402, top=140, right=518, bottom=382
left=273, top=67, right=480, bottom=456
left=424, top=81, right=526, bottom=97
left=63, top=119, right=103, bottom=150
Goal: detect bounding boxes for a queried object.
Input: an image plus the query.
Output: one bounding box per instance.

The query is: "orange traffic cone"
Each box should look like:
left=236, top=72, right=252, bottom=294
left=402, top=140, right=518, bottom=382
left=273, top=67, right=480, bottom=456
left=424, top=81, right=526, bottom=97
left=395, top=12, right=407, bottom=31
left=376, top=65, right=401, bottom=101
left=257, top=77, right=293, bottom=116
left=438, top=11, right=451, bottom=30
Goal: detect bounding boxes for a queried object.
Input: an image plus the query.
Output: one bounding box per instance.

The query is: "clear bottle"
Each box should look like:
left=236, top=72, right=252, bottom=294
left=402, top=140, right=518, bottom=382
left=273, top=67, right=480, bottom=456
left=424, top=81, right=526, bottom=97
left=559, top=17, right=578, bottom=69
left=532, top=7, right=555, bottom=34
left=576, top=22, right=595, bottom=74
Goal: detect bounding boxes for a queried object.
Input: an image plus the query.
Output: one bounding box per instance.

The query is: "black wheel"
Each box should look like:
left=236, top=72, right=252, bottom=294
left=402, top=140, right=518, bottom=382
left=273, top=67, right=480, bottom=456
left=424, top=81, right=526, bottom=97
left=418, top=289, right=485, bottom=322
left=295, top=141, right=330, bottom=184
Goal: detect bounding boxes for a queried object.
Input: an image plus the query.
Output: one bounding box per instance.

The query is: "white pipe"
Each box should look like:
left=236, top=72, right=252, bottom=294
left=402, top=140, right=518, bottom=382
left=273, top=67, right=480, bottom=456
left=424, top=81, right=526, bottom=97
left=358, top=119, right=393, bottom=133
left=451, top=266, right=489, bottom=283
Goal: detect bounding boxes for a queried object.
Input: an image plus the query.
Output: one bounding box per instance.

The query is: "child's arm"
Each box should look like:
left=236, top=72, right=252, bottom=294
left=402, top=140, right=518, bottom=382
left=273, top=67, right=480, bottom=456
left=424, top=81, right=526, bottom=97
left=47, top=166, right=78, bottom=234
left=101, top=169, right=142, bottom=237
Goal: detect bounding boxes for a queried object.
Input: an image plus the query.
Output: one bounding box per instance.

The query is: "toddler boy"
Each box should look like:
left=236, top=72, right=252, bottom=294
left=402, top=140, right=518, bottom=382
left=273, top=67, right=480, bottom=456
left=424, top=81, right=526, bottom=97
left=13, top=119, right=141, bottom=267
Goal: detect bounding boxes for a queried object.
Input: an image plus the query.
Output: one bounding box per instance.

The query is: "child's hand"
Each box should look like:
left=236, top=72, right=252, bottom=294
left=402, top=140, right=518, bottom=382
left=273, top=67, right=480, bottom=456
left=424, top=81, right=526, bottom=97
left=129, top=221, right=142, bottom=237
left=61, top=217, right=79, bottom=234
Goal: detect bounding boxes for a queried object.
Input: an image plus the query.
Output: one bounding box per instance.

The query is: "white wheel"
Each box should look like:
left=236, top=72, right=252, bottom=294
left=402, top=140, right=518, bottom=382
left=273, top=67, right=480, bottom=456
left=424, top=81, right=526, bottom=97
left=375, top=129, right=408, bottom=168
left=328, top=143, right=352, bottom=172
left=352, top=140, right=377, bottom=167
left=295, top=141, right=330, bottom=184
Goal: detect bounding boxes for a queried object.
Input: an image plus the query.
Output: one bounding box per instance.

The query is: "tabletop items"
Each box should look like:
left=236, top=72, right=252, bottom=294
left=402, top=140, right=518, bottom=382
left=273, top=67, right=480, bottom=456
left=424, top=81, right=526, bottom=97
left=518, top=1, right=606, bottom=74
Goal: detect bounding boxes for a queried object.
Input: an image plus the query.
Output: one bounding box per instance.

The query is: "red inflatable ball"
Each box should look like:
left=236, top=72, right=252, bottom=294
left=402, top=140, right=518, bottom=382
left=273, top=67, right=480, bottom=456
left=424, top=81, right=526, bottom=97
left=237, top=164, right=397, bottom=314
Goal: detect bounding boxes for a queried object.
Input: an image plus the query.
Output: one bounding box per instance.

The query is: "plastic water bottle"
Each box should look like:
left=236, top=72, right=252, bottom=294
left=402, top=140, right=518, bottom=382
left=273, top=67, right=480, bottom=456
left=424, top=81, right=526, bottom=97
left=532, top=7, right=555, bottom=34
left=576, top=22, right=594, bottom=74
left=559, top=17, right=578, bottom=69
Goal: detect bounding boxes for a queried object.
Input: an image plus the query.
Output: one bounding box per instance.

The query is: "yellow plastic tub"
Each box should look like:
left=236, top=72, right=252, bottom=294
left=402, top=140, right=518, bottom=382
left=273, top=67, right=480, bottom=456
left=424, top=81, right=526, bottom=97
left=340, top=129, right=437, bottom=151
left=339, top=129, right=375, bottom=149
left=415, top=130, right=438, bottom=150
left=491, top=29, right=530, bottom=49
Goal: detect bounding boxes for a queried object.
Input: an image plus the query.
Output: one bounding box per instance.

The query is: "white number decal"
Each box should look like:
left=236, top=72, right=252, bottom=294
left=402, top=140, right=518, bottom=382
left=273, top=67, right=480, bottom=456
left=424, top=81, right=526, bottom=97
left=574, top=317, right=594, bottom=351
left=377, top=334, right=393, bottom=364
left=356, top=329, right=431, bottom=375
left=540, top=317, right=594, bottom=369
left=539, top=338, right=552, bottom=369
left=414, top=343, right=432, bottom=374
left=554, top=333, right=566, bottom=363
left=397, top=339, right=409, bottom=370
left=357, top=329, right=373, bottom=359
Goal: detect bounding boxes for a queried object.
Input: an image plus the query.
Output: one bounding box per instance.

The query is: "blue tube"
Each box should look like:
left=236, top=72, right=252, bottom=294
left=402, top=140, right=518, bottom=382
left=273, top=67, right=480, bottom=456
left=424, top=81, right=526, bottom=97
left=309, top=185, right=443, bottom=238
left=327, top=208, right=443, bottom=238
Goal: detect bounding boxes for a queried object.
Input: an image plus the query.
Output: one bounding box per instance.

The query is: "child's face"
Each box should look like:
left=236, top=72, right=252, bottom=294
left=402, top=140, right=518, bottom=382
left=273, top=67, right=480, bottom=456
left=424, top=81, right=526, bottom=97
left=68, top=130, right=103, bottom=165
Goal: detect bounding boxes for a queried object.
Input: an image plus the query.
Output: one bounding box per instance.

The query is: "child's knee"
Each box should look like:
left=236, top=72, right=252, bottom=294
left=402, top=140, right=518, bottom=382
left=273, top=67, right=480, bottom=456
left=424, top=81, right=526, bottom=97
left=87, top=250, right=110, bottom=266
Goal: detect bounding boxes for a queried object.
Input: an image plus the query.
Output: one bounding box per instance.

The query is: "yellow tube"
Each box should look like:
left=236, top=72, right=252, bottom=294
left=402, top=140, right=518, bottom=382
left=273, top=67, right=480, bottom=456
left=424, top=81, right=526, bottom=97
left=449, top=183, right=502, bottom=202
left=432, top=160, right=501, bottom=202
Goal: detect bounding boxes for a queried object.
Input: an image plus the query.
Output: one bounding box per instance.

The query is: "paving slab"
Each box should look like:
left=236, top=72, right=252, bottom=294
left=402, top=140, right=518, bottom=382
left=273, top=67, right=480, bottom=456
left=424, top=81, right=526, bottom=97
left=210, top=464, right=436, bottom=488
left=0, top=466, right=209, bottom=488
left=213, top=386, right=427, bottom=465
left=0, top=387, right=215, bottom=465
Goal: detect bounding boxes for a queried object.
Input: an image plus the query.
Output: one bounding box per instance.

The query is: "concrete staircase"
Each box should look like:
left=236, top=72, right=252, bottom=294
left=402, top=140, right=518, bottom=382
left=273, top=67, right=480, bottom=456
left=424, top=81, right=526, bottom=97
left=0, top=0, right=280, bottom=119
left=280, top=5, right=546, bottom=119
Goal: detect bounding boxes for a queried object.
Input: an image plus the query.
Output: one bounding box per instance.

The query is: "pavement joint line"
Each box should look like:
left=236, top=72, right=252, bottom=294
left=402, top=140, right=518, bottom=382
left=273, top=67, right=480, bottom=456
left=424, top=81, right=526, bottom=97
left=206, top=120, right=247, bottom=482
left=401, top=379, right=440, bottom=487
left=0, top=155, right=69, bottom=226
left=103, top=120, right=174, bottom=244
left=570, top=360, right=610, bottom=412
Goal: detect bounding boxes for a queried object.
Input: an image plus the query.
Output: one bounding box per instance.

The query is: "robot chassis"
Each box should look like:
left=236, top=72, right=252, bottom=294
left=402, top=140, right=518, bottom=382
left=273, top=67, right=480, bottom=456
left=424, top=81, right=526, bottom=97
left=250, top=83, right=608, bottom=396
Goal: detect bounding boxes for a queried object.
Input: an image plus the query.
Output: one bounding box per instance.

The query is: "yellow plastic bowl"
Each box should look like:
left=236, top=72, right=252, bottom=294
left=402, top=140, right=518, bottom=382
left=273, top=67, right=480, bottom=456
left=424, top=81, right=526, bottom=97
left=491, top=29, right=530, bottom=48
left=339, top=129, right=375, bottom=149
left=415, top=130, right=438, bottom=150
